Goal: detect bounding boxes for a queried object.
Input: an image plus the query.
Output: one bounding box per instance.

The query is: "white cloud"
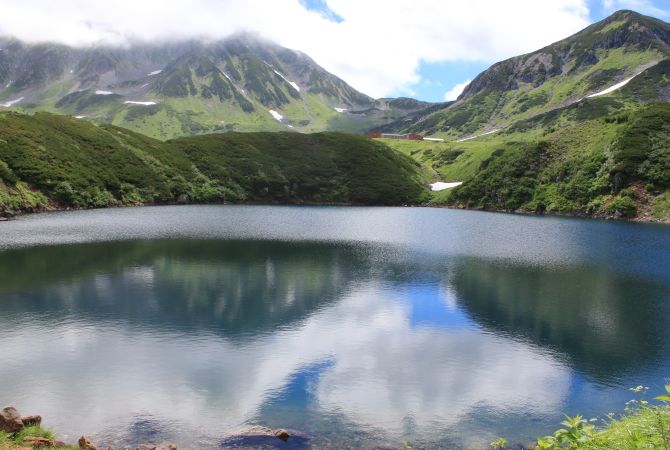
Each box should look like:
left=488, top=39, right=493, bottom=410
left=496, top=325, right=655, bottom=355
left=0, top=1, right=592, bottom=98
left=444, top=79, right=472, bottom=101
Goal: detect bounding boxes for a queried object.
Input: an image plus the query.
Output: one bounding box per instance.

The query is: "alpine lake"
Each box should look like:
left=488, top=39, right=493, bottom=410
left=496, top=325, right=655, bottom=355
left=1, top=205, right=669, bottom=449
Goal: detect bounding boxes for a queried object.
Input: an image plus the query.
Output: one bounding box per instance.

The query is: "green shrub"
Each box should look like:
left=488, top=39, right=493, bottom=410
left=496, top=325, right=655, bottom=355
left=53, top=181, right=77, bottom=205
left=0, top=160, right=17, bottom=185
left=605, top=195, right=637, bottom=217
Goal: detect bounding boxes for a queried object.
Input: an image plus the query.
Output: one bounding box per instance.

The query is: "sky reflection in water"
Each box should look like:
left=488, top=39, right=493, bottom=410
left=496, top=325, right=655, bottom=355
left=0, top=206, right=669, bottom=449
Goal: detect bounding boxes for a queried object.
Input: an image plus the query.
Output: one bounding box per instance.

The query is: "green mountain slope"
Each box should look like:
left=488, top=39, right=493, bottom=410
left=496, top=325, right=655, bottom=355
left=406, top=10, right=670, bottom=139
left=0, top=112, right=429, bottom=216
left=372, top=10, right=670, bottom=222
left=0, top=34, right=435, bottom=138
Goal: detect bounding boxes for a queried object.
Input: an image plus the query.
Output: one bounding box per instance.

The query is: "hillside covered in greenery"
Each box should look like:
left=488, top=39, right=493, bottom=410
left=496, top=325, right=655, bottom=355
left=0, top=112, right=428, bottom=215
left=376, top=10, right=670, bottom=222
left=383, top=100, right=670, bottom=221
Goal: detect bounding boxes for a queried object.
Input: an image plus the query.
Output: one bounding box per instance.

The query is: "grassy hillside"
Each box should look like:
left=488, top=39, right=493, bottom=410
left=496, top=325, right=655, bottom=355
left=395, top=100, right=670, bottom=221
left=0, top=112, right=429, bottom=216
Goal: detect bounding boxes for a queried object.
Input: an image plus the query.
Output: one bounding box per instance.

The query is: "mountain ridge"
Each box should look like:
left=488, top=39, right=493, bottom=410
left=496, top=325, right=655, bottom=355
left=0, top=32, right=435, bottom=138
left=404, top=9, right=670, bottom=138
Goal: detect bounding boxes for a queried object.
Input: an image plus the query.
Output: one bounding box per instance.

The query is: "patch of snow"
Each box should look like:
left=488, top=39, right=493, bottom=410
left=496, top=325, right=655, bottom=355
left=273, top=70, right=300, bottom=92
left=423, top=137, right=445, bottom=142
left=69, top=69, right=73, bottom=74
left=222, top=72, right=233, bottom=81
left=334, top=107, right=347, bottom=113
left=74, top=115, right=86, bottom=119
left=95, top=90, right=113, bottom=95
left=4, top=81, right=11, bottom=89
left=430, top=181, right=463, bottom=191
left=457, top=128, right=501, bottom=142
left=124, top=101, right=158, bottom=106
left=1, top=97, right=24, bottom=107
left=587, top=74, right=638, bottom=98
left=140, top=83, right=149, bottom=88
left=147, top=70, right=162, bottom=76
left=287, top=124, right=294, bottom=128
left=269, top=109, right=283, bottom=122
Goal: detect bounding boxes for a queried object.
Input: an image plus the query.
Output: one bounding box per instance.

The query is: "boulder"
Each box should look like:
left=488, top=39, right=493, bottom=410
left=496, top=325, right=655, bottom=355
left=273, top=429, right=290, bottom=442
left=21, top=415, right=42, bottom=427
left=135, top=444, right=176, bottom=450
left=79, top=435, right=98, bottom=450
left=221, top=426, right=306, bottom=447
left=0, top=406, right=24, bottom=433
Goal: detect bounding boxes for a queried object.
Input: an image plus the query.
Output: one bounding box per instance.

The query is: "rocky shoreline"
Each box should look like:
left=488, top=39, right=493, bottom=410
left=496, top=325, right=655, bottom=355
left=1, top=406, right=297, bottom=450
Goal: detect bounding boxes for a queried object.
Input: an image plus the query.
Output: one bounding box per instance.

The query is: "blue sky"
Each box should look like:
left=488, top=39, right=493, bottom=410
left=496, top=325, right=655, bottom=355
left=392, top=0, right=670, bottom=102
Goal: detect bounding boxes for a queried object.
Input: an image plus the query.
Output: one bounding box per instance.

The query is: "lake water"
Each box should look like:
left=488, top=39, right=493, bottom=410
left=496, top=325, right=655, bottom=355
left=1, top=205, right=670, bottom=449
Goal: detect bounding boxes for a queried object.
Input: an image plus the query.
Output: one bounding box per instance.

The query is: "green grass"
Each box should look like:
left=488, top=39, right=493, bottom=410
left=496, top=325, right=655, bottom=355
left=581, top=405, right=670, bottom=449
left=531, top=389, right=670, bottom=449
left=653, top=192, right=670, bottom=219
left=0, top=425, right=78, bottom=450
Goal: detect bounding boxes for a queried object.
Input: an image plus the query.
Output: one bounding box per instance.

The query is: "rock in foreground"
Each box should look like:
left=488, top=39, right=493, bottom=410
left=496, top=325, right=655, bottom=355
left=0, top=406, right=25, bottom=433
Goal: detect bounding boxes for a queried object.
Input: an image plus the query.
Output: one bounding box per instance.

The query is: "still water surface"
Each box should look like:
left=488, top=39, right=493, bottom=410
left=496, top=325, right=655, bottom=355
left=1, top=205, right=670, bottom=449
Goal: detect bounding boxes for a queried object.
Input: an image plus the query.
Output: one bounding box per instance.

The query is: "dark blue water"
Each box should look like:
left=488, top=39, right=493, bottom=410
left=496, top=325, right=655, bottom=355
left=0, top=205, right=669, bottom=449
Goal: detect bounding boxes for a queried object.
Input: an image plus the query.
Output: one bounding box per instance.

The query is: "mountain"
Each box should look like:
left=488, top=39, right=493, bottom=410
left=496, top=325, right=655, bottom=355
left=0, top=33, right=434, bottom=138
left=379, top=10, right=670, bottom=222
left=405, top=9, right=670, bottom=138
left=0, top=111, right=429, bottom=216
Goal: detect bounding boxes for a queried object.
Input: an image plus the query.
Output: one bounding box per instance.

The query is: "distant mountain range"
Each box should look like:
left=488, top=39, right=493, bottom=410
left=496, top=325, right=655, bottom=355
left=1, top=9, right=670, bottom=222
left=0, top=33, right=441, bottom=138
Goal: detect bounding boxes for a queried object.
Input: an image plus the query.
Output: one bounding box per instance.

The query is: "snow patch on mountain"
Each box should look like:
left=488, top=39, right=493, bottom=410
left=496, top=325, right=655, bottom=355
left=430, top=181, right=463, bottom=191
left=147, top=70, right=162, bottom=76
left=1, top=97, right=24, bottom=107
left=587, top=74, right=639, bottom=98
left=457, top=128, right=501, bottom=142
left=124, top=101, right=158, bottom=106
left=95, top=90, right=114, bottom=95
left=334, top=107, right=347, bottom=113
left=273, top=70, right=300, bottom=92
left=269, top=110, right=283, bottom=121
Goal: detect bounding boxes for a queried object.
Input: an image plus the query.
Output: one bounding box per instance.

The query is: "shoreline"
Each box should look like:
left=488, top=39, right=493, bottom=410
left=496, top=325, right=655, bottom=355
left=2, top=200, right=669, bottom=225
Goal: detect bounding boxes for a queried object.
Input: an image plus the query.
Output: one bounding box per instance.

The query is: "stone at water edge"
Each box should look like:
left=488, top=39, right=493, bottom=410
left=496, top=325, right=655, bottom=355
left=274, top=429, right=290, bottom=441
left=23, top=436, right=54, bottom=448
left=79, top=435, right=98, bottom=450
left=135, top=443, right=177, bottom=450
left=21, top=415, right=42, bottom=427
left=0, top=406, right=24, bottom=432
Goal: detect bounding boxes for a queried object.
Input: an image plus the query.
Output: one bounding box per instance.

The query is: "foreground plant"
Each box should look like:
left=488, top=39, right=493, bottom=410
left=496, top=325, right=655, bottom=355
left=530, top=383, right=670, bottom=449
